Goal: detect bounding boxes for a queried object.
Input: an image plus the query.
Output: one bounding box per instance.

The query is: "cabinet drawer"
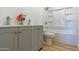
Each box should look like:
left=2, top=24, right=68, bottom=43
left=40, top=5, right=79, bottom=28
left=0, top=27, right=17, bottom=33
left=18, top=26, right=32, bottom=32
left=32, top=26, right=43, bottom=30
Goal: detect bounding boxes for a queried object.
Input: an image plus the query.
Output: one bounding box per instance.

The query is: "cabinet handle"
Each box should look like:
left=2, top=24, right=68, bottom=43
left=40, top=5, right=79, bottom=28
left=14, top=32, right=22, bottom=34
left=19, top=31, right=22, bottom=33
left=14, top=32, right=17, bottom=34
left=36, top=28, right=40, bottom=30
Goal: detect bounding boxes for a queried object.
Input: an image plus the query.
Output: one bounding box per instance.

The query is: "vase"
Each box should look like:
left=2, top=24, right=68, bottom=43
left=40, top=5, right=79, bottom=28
left=18, top=21, right=24, bottom=25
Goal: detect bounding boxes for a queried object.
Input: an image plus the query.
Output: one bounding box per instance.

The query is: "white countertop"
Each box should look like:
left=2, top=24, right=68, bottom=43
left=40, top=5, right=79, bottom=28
left=0, top=25, right=43, bottom=28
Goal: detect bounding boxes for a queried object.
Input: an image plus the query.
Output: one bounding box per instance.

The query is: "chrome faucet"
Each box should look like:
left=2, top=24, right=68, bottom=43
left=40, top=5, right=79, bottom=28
left=6, top=16, right=11, bottom=25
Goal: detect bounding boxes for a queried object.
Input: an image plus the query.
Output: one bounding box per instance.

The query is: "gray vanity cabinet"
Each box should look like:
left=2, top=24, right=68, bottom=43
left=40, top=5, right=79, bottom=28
left=0, top=26, right=43, bottom=51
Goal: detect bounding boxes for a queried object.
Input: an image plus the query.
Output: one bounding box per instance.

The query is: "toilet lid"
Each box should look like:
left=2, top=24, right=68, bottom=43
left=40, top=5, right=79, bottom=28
left=44, top=33, right=55, bottom=37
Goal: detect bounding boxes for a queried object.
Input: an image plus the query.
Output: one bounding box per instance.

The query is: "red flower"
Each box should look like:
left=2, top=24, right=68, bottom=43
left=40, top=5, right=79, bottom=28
left=16, top=14, right=26, bottom=21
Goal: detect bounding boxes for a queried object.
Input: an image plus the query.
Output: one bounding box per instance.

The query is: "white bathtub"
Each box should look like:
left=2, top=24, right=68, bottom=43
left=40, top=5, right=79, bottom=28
left=54, top=33, right=77, bottom=46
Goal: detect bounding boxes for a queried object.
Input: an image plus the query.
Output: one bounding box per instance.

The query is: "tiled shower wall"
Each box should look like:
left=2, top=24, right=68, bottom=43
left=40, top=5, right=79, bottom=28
left=43, top=7, right=77, bottom=46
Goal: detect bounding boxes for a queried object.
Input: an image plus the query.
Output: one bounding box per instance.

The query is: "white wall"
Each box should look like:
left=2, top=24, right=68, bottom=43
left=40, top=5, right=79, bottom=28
left=22, top=7, right=43, bottom=25
left=0, top=7, right=43, bottom=26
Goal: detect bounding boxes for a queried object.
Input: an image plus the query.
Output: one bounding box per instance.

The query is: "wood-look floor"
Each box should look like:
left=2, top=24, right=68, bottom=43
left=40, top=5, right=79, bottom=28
left=41, top=41, right=78, bottom=51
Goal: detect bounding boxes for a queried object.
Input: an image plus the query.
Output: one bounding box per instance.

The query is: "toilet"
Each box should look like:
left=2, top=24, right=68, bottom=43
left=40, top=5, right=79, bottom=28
left=43, top=32, right=55, bottom=46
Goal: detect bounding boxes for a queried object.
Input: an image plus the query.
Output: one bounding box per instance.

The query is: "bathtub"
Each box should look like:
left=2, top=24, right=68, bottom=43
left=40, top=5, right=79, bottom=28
left=54, top=33, right=77, bottom=46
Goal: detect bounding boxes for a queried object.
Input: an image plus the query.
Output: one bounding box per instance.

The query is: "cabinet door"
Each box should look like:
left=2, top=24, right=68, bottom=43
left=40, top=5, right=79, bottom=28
left=0, top=27, right=17, bottom=51
left=18, top=26, right=32, bottom=51
left=32, top=26, right=43, bottom=51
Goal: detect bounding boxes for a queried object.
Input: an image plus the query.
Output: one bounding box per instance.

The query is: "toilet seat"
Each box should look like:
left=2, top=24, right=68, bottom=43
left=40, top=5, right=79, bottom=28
left=44, top=32, right=55, bottom=38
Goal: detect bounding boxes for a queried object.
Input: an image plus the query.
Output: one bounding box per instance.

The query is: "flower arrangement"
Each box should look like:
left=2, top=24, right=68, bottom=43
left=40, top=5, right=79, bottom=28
left=16, top=14, right=26, bottom=25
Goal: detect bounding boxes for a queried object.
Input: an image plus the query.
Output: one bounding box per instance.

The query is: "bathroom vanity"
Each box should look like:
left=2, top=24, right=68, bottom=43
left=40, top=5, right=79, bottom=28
left=0, top=25, right=43, bottom=51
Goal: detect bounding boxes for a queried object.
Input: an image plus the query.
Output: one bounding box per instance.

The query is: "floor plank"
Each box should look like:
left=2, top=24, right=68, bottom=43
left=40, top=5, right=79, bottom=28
left=41, top=41, right=78, bottom=51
